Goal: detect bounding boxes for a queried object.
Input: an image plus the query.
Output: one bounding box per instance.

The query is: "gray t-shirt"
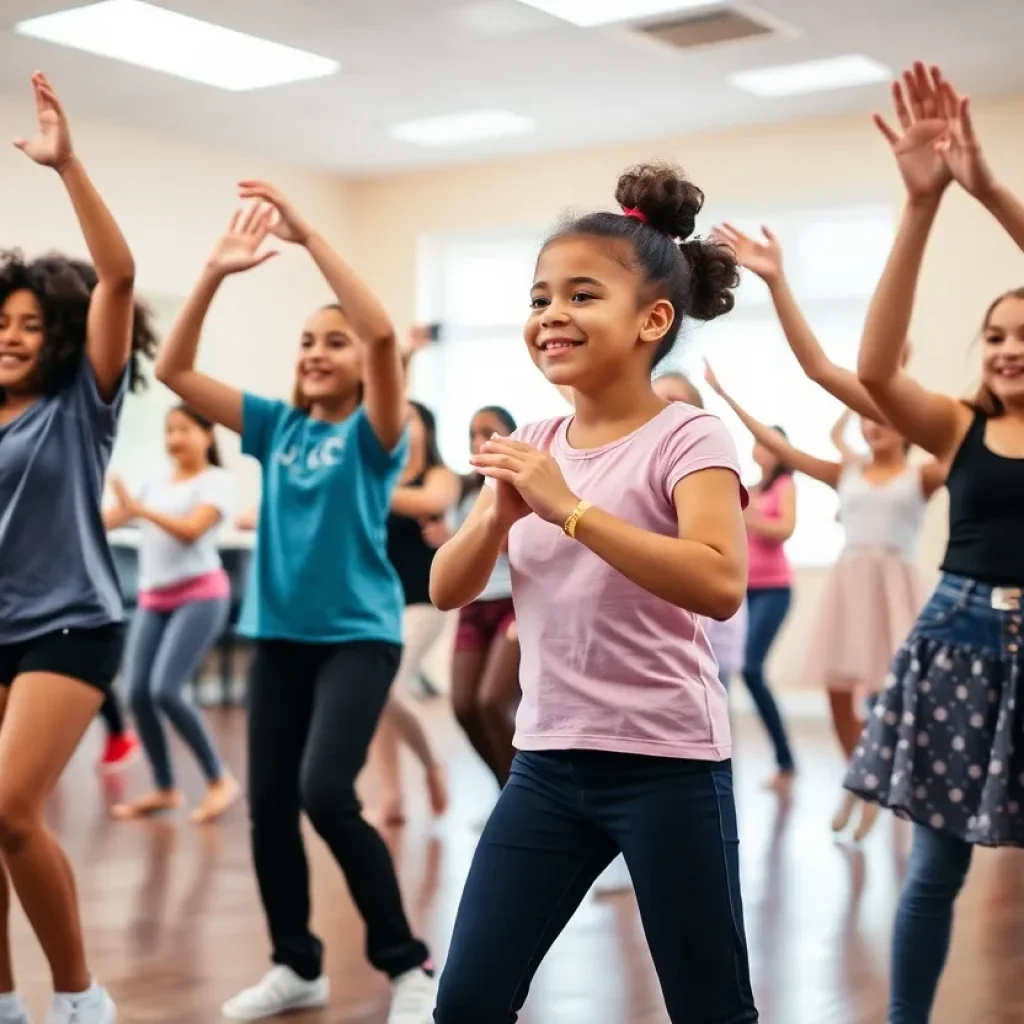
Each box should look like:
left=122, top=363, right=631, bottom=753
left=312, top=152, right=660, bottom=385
left=0, top=359, right=127, bottom=643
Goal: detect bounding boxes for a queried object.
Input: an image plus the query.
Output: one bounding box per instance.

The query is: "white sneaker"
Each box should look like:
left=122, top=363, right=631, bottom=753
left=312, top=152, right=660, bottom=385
left=46, top=984, right=115, bottom=1024
left=0, top=993, right=31, bottom=1024
left=593, top=855, right=632, bottom=896
left=221, top=967, right=328, bottom=1020
left=387, top=969, right=436, bottom=1024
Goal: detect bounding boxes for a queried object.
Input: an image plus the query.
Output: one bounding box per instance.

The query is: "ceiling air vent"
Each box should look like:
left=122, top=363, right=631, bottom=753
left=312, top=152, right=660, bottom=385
left=632, top=6, right=779, bottom=51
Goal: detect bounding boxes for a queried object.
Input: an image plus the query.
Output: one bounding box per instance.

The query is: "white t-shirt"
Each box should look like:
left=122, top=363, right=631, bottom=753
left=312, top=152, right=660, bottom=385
left=135, top=467, right=233, bottom=590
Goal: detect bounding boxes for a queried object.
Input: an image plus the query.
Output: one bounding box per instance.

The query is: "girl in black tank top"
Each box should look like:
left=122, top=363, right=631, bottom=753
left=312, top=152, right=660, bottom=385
left=840, top=62, right=1024, bottom=1024
left=366, top=401, right=461, bottom=828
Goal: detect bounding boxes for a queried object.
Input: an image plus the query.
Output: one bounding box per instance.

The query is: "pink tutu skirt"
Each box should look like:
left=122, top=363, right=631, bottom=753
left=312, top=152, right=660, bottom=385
left=803, top=546, right=926, bottom=695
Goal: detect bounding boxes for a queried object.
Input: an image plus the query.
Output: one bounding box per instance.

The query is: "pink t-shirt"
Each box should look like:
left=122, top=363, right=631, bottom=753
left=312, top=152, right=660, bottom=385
left=746, top=476, right=793, bottom=589
left=507, top=403, right=746, bottom=761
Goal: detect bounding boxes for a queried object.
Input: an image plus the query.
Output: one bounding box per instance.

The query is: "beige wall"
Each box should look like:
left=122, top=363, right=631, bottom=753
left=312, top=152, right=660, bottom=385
left=347, top=94, right=1024, bottom=690
left=0, top=94, right=351, bottom=503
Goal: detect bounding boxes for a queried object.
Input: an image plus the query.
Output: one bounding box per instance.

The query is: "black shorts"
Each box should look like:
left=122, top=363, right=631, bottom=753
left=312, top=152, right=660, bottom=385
left=0, top=624, right=125, bottom=692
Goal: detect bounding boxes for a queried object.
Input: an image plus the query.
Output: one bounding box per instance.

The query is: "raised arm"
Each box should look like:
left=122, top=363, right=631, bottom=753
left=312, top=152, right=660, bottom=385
left=710, top=223, right=888, bottom=422
left=857, top=63, right=971, bottom=458
left=238, top=181, right=404, bottom=452
left=15, top=73, right=135, bottom=400
left=703, top=361, right=842, bottom=488
left=933, top=72, right=1024, bottom=256
left=390, top=465, right=462, bottom=518
left=155, top=207, right=278, bottom=433
left=829, top=409, right=857, bottom=462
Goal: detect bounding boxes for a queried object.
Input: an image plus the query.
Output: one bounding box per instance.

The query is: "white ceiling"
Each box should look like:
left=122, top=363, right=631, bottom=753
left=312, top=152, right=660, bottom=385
left=1, top=0, right=1023, bottom=175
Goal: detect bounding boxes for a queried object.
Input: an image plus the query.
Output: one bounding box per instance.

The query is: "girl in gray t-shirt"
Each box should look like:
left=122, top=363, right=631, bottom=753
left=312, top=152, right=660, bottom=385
left=0, top=71, right=156, bottom=1024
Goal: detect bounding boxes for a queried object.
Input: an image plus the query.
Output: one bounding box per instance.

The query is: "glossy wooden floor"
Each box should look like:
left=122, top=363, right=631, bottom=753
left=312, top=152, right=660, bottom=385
left=13, top=703, right=1024, bottom=1022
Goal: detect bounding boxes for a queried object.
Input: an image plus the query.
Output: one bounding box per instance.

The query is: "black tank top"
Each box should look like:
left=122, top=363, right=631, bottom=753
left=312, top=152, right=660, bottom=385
left=940, top=409, right=1024, bottom=584
left=386, top=470, right=438, bottom=606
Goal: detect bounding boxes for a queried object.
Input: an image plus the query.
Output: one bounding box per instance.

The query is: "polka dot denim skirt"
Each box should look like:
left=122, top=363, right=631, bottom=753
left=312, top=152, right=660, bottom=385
left=844, top=573, right=1024, bottom=847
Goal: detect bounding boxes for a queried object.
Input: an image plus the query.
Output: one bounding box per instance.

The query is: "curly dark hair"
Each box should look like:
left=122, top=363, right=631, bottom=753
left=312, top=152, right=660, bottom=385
left=0, top=250, right=157, bottom=399
left=546, top=162, right=740, bottom=368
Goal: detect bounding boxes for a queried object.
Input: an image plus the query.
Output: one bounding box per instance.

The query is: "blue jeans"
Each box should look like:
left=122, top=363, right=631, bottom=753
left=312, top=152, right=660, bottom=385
left=435, top=750, right=758, bottom=1023
left=123, top=599, right=229, bottom=789
left=742, top=587, right=795, bottom=772
left=890, top=825, right=973, bottom=1023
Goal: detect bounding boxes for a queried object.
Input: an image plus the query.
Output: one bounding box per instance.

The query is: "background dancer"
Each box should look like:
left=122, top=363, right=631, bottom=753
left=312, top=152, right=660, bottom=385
left=844, top=62, right=1024, bottom=1024
left=704, top=363, right=943, bottom=839
left=430, top=162, right=758, bottom=1023
left=367, top=399, right=457, bottom=827
left=154, top=182, right=435, bottom=1023
left=0, top=71, right=153, bottom=1024
left=448, top=405, right=521, bottom=791
left=102, top=404, right=240, bottom=823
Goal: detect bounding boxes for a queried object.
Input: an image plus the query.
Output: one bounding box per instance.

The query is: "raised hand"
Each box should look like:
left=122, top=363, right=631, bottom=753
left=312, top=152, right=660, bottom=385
left=110, top=476, right=137, bottom=513
left=710, top=224, right=783, bottom=284
left=238, top=180, right=313, bottom=245
left=874, top=62, right=951, bottom=203
left=13, top=71, right=73, bottom=171
left=206, top=206, right=278, bottom=276
left=933, top=71, right=994, bottom=200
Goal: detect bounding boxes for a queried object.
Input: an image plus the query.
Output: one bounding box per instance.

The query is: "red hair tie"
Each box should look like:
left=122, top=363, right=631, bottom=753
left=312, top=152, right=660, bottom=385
left=621, top=206, right=648, bottom=224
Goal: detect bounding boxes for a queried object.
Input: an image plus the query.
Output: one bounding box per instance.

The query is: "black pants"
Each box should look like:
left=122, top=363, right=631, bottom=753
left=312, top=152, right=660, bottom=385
left=248, top=639, right=429, bottom=980
left=435, top=751, right=758, bottom=1023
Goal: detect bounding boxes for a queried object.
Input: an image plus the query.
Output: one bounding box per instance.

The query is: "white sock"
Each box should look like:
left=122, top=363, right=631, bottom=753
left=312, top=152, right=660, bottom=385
left=54, top=980, right=100, bottom=1003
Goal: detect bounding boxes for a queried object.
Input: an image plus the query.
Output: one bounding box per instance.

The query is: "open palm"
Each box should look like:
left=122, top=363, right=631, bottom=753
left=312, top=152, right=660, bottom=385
left=238, top=180, right=312, bottom=245
left=933, top=73, right=994, bottom=199
left=874, top=63, right=951, bottom=201
left=14, top=72, right=72, bottom=170
left=711, top=223, right=782, bottom=283
left=208, top=206, right=278, bottom=276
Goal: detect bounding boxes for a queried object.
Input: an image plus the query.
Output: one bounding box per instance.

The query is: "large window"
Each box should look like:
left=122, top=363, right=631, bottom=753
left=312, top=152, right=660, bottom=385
left=412, top=203, right=893, bottom=567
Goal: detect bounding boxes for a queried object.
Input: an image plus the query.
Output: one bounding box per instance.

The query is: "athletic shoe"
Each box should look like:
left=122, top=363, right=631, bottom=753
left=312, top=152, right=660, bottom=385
left=0, top=992, right=32, bottom=1023
left=46, top=983, right=116, bottom=1023
left=221, top=967, right=328, bottom=1020
left=387, top=968, right=436, bottom=1024
left=98, top=732, right=139, bottom=773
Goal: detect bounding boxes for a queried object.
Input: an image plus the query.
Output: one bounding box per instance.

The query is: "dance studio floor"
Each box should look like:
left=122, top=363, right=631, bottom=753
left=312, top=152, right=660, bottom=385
left=15, top=703, right=1024, bottom=1023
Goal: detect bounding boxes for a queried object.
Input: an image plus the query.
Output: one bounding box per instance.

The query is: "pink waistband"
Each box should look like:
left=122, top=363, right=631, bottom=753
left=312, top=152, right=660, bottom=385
left=138, top=569, right=231, bottom=612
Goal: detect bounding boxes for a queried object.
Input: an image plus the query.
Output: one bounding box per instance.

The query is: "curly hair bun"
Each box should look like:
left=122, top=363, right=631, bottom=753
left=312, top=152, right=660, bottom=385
left=615, top=162, right=704, bottom=241
left=680, top=237, right=739, bottom=322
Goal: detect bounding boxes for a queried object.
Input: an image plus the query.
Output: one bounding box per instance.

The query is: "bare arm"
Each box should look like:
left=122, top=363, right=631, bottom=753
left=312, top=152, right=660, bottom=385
left=131, top=504, right=223, bottom=545
left=429, top=487, right=508, bottom=610
left=705, top=367, right=842, bottom=488
left=830, top=409, right=857, bottom=462
left=857, top=199, right=969, bottom=458
left=235, top=507, right=258, bottom=531
left=102, top=505, right=135, bottom=531
left=572, top=468, right=747, bottom=620
left=390, top=466, right=462, bottom=519
left=155, top=269, right=244, bottom=432
left=155, top=208, right=278, bottom=433
left=745, top=477, right=796, bottom=543
left=15, top=74, right=135, bottom=400
left=919, top=459, right=948, bottom=500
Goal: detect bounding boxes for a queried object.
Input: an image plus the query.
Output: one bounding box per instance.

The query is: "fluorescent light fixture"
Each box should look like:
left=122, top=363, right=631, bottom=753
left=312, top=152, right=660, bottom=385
left=389, top=110, right=535, bottom=147
left=14, top=0, right=340, bottom=92
left=730, top=54, right=890, bottom=98
left=515, top=0, right=722, bottom=28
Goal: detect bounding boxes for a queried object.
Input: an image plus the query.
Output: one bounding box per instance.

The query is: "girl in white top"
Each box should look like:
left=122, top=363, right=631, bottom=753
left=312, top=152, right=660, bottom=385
left=103, top=405, right=240, bottom=822
left=703, top=222, right=947, bottom=838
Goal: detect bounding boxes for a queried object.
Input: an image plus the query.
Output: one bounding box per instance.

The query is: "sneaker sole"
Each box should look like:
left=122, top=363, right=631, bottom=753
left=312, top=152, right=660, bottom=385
left=222, top=989, right=329, bottom=1020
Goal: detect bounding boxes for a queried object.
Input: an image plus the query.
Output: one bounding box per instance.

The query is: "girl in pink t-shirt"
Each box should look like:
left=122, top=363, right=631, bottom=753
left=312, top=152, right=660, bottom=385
left=430, top=163, right=758, bottom=1023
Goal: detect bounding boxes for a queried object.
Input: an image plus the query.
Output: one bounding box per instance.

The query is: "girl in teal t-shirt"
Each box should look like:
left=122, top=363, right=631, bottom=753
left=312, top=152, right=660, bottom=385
left=155, top=184, right=435, bottom=1024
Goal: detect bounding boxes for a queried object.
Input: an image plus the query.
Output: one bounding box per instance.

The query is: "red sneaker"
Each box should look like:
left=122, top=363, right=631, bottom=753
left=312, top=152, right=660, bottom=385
left=99, top=731, right=139, bottom=773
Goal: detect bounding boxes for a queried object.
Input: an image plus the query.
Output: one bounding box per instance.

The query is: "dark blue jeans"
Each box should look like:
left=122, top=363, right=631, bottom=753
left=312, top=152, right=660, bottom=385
left=435, top=750, right=758, bottom=1023
left=742, top=587, right=795, bottom=772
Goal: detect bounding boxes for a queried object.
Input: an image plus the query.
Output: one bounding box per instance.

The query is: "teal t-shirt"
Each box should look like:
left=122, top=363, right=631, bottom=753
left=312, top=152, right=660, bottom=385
left=239, top=394, right=407, bottom=644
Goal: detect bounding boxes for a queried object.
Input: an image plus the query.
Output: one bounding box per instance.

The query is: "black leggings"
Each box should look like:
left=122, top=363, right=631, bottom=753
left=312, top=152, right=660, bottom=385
left=99, top=693, right=126, bottom=736
left=248, top=639, right=429, bottom=981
